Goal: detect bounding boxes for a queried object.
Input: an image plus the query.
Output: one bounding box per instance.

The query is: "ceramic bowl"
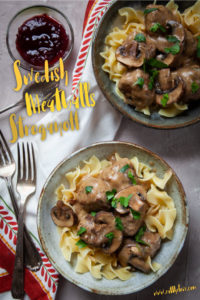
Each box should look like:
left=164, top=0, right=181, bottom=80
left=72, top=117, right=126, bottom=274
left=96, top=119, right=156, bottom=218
left=6, top=5, right=74, bottom=73
left=37, top=141, right=188, bottom=295
left=92, top=0, right=199, bottom=129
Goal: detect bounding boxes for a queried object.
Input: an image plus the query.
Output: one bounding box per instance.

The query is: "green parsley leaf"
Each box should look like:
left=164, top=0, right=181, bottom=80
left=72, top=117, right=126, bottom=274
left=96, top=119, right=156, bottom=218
left=148, top=69, right=159, bottom=90
left=197, top=36, right=200, bottom=58
left=119, top=194, right=133, bottom=208
left=146, top=58, right=168, bottom=69
left=150, top=23, right=166, bottom=33
left=191, top=81, right=200, bottom=94
left=161, top=93, right=169, bottom=107
left=167, top=35, right=180, bottom=43
left=164, top=43, right=180, bottom=55
left=144, top=8, right=158, bottom=15
left=77, top=227, right=86, bottom=236
left=76, top=239, right=87, bottom=248
left=134, top=77, right=144, bottom=89
left=128, top=170, right=137, bottom=185
left=134, top=33, right=146, bottom=43
left=134, top=225, right=149, bottom=246
left=85, top=186, right=93, bottom=194
left=106, top=189, right=117, bottom=201
left=130, top=208, right=141, bottom=220
left=91, top=211, right=97, bottom=217
left=115, top=217, right=124, bottom=231
left=105, top=232, right=114, bottom=243
left=111, top=198, right=118, bottom=208
left=119, top=164, right=130, bottom=173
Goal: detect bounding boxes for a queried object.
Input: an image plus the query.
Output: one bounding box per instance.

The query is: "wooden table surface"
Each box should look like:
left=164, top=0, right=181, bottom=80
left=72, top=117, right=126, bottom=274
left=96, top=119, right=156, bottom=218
left=0, top=1, right=199, bottom=300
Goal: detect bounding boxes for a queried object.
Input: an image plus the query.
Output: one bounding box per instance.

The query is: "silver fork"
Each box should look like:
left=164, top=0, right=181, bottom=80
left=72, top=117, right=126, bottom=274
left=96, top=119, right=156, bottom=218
left=11, top=143, right=37, bottom=299
left=0, top=131, right=42, bottom=271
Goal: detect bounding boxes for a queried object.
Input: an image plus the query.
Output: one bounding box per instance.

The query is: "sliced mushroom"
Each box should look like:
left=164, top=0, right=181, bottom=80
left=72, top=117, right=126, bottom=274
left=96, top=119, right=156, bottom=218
left=156, top=77, right=184, bottom=106
left=51, top=200, right=75, bottom=227
left=116, top=32, right=156, bottom=68
left=145, top=4, right=178, bottom=36
left=171, top=66, right=200, bottom=102
left=95, top=211, right=123, bottom=253
left=115, top=185, right=147, bottom=215
left=118, top=239, right=151, bottom=273
left=118, top=231, right=161, bottom=273
left=78, top=211, right=123, bottom=253
left=118, top=69, right=155, bottom=109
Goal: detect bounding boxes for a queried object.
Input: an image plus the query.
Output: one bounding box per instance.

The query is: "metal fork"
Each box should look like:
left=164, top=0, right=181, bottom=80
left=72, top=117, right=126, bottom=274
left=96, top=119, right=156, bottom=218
left=0, top=131, right=42, bottom=272
left=11, top=143, right=37, bottom=298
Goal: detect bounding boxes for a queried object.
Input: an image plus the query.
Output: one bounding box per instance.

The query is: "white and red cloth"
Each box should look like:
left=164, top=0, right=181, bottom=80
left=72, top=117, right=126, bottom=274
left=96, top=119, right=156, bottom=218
left=0, top=0, right=121, bottom=299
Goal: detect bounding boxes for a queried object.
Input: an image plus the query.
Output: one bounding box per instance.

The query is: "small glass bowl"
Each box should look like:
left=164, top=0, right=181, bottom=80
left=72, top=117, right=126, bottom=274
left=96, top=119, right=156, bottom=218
left=6, top=5, right=74, bottom=73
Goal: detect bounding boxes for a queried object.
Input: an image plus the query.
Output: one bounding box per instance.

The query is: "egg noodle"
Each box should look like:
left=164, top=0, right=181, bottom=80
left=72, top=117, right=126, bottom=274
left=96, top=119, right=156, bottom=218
left=55, top=154, right=176, bottom=280
left=100, top=0, right=200, bottom=117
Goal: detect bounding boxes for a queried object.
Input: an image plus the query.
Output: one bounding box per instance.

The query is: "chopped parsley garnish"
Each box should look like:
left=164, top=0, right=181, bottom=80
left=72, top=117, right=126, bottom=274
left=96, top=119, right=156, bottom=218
left=119, top=194, right=133, bottom=208
left=197, top=36, right=200, bottom=58
left=191, top=81, right=200, bottom=94
left=134, top=77, right=144, bottom=89
left=130, top=208, right=141, bottom=220
left=144, top=8, right=158, bottom=15
left=85, top=186, right=93, bottom=194
left=106, top=189, right=117, bottom=208
left=148, top=69, right=159, bottom=90
left=167, top=35, right=180, bottom=43
left=145, top=58, right=168, bottom=69
left=111, top=198, right=118, bottom=208
left=91, top=211, right=97, bottom=217
left=164, top=43, right=180, bottom=55
left=161, top=93, right=169, bottom=107
left=76, top=239, right=87, bottom=248
left=150, top=22, right=166, bottom=33
left=134, top=33, right=146, bottom=43
left=105, top=232, right=114, bottom=243
left=106, top=189, right=117, bottom=201
left=128, top=170, right=137, bottom=185
left=115, top=217, right=124, bottom=231
left=119, top=164, right=130, bottom=173
left=77, top=227, right=86, bottom=236
left=134, top=225, right=149, bottom=246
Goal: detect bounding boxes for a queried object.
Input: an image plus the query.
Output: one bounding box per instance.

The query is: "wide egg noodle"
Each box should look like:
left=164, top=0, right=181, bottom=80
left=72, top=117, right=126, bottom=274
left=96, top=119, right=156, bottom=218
left=182, top=0, right=200, bottom=35
left=147, top=184, right=175, bottom=209
left=56, top=154, right=176, bottom=280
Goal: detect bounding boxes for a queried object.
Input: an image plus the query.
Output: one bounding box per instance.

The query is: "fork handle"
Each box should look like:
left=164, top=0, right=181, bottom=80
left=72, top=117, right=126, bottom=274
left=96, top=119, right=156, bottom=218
left=0, top=98, right=24, bottom=114
left=7, top=178, right=42, bottom=271
left=11, top=206, right=25, bottom=299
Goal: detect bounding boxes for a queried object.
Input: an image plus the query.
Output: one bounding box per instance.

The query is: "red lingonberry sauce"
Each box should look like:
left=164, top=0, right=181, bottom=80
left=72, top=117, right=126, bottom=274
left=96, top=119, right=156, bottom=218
left=16, top=14, right=69, bottom=66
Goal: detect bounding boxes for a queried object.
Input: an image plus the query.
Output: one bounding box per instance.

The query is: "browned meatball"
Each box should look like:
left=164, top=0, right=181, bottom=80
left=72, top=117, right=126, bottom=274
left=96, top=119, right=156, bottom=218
left=76, top=176, right=111, bottom=211
left=100, top=158, right=137, bottom=191
left=118, top=69, right=155, bottom=109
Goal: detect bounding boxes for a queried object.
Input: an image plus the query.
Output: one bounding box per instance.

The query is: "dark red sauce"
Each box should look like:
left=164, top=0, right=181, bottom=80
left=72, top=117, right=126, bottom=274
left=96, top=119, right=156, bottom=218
left=16, top=14, right=69, bottom=66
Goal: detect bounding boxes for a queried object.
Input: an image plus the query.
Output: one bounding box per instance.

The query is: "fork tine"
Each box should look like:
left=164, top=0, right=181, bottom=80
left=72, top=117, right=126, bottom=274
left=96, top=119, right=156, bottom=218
left=27, top=143, right=31, bottom=181
left=22, top=143, right=26, bottom=180
left=17, top=143, right=21, bottom=180
left=31, top=144, right=36, bottom=184
left=0, top=130, right=15, bottom=163
left=0, top=138, right=9, bottom=164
